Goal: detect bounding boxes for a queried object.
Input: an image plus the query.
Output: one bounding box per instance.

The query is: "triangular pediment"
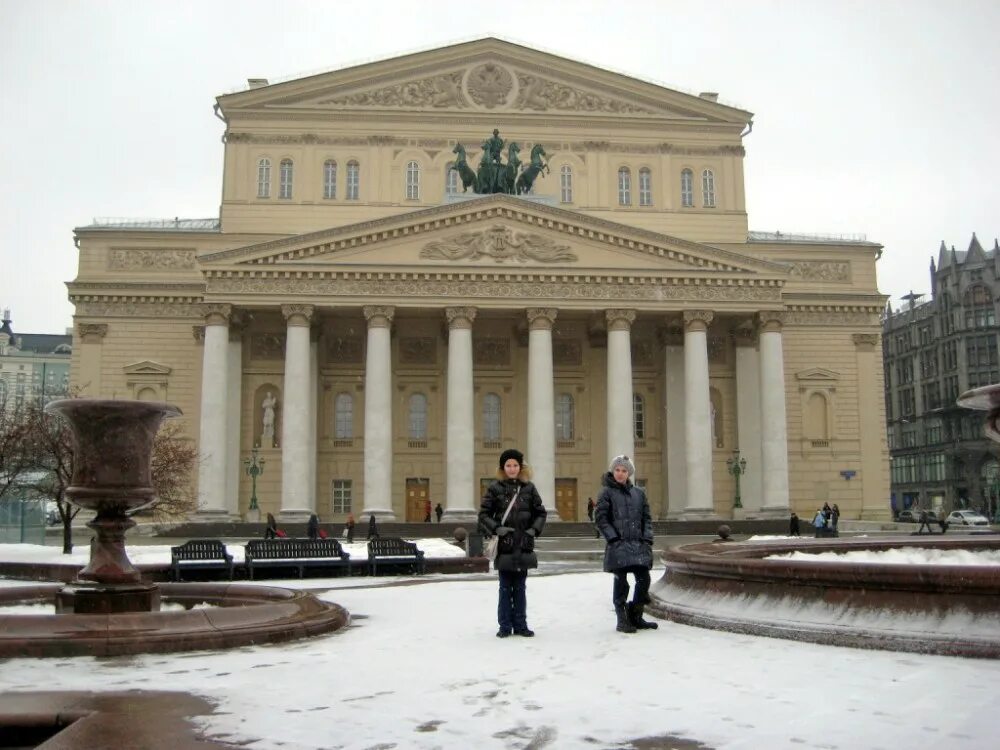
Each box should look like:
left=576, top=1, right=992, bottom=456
left=200, top=195, right=785, bottom=279
left=795, top=367, right=840, bottom=383
left=218, top=38, right=751, bottom=124
left=123, top=360, right=172, bottom=376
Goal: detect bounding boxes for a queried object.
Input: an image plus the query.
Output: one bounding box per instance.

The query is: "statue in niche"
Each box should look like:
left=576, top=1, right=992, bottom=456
left=261, top=391, right=277, bottom=448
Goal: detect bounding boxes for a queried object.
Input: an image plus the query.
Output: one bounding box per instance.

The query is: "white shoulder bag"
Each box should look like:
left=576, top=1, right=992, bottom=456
left=484, top=488, right=519, bottom=565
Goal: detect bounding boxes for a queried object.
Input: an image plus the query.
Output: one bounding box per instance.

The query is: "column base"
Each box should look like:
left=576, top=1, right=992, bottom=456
left=278, top=509, right=314, bottom=523
left=441, top=509, right=479, bottom=523
left=194, top=510, right=242, bottom=523
left=756, top=506, right=793, bottom=520
left=676, top=508, right=720, bottom=521
left=360, top=509, right=397, bottom=522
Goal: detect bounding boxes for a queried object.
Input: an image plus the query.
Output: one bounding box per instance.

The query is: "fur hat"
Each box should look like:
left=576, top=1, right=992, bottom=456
left=499, top=448, right=524, bottom=469
left=609, top=454, right=635, bottom=477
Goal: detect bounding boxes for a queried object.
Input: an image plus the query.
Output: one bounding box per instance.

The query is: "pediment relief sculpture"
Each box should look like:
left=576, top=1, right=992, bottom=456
left=420, top=224, right=577, bottom=263
left=319, top=71, right=468, bottom=109
left=513, top=72, right=654, bottom=114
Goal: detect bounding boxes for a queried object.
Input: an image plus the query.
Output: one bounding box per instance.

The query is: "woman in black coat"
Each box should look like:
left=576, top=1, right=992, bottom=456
left=478, top=448, right=547, bottom=638
left=595, top=455, right=658, bottom=633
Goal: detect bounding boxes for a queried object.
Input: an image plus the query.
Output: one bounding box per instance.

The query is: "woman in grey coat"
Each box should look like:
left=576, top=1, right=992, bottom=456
left=594, top=455, right=658, bottom=633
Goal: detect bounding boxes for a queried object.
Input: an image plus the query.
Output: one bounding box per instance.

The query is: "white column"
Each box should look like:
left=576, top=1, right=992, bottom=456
left=362, top=305, right=396, bottom=520
left=758, top=312, right=791, bottom=515
left=225, top=327, right=243, bottom=519
left=308, top=336, right=319, bottom=517
left=279, top=304, right=315, bottom=521
left=681, top=310, right=716, bottom=518
left=734, top=328, right=763, bottom=515
left=444, top=307, right=478, bottom=521
left=196, top=303, right=232, bottom=518
left=606, top=309, right=636, bottom=463
left=527, top=308, right=558, bottom=520
left=663, top=330, right=686, bottom=519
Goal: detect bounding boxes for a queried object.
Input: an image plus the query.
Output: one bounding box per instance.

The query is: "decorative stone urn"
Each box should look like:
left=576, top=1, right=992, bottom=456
left=44, top=398, right=181, bottom=613
left=957, top=384, right=1000, bottom=441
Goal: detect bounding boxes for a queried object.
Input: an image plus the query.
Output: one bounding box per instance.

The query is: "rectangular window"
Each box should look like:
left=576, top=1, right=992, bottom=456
left=346, top=162, right=360, bottom=200
left=331, top=480, right=352, bottom=514
left=702, top=169, right=716, bottom=208
left=638, top=169, right=652, bottom=206
left=279, top=160, right=293, bottom=199
left=680, top=170, right=693, bottom=207
left=560, top=166, right=573, bottom=203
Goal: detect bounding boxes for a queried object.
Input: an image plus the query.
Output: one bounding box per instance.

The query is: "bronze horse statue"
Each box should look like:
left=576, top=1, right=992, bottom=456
left=498, top=142, right=521, bottom=194
left=450, top=144, right=478, bottom=193
left=515, top=144, right=549, bottom=195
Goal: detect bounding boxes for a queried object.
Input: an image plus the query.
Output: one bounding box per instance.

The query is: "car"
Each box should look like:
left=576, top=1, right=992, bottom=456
left=946, top=510, right=991, bottom=527
left=897, top=509, right=938, bottom=523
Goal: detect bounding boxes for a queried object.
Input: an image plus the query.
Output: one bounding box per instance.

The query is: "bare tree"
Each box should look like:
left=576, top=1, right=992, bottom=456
left=0, top=395, right=36, bottom=502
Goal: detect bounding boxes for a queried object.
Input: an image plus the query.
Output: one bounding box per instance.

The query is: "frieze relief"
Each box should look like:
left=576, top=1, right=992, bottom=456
left=553, top=339, right=582, bottom=366
left=318, top=72, right=468, bottom=109
left=783, top=261, right=851, bottom=283
left=630, top=340, right=656, bottom=367
left=209, top=277, right=782, bottom=303
left=399, top=337, right=437, bottom=365
left=514, top=73, right=655, bottom=114
left=466, top=63, right=514, bottom=108
left=326, top=337, right=363, bottom=364
left=473, top=337, right=510, bottom=366
left=107, top=248, right=196, bottom=271
left=250, top=333, right=286, bottom=360
left=420, top=224, right=577, bottom=263
left=783, top=311, right=882, bottom=327
left=72, top=301, right=203, bottom=318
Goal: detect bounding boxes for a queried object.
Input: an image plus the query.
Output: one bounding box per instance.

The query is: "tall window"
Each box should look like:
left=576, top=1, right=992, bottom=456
left=632, top=393, right=646, bottom=439
left=279, top=159, right=293, bottom=199
left=334, top=392, right=353, bottom=439
left=331, top=480, right=352, bottom=514
left=257, top=158, right=271, bottom=198
left=346, top=160, right=360, bottom=200
left=408, top=393, right=428, bottom=440
left=963, top=284, right=995, bottom=328
left=555, top=393, right=575, bottom=441
left=617, top=167, right=632, bottom=206
left=445, top=162, right=459, bottom=195
left=405, top=160, right=420, bottom=200
left=680, top=169, right=693, bottom=207
left=638, top=168, right=652, bottom=206
left=702, top=169, right=716, bottom=207
left=323, top=160, right=337, bottom=199
left=560, top=165, right=573, bottom=203
left=483, top=392, right=501, bottom=442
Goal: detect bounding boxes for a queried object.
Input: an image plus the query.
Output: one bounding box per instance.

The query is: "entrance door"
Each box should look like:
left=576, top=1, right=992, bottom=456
left=406, top=478, right=430, bottom=522
left=555, top=478, right=577, bottom=521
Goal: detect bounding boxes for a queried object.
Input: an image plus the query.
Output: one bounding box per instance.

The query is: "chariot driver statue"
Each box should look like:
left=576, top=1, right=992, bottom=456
left=486, top=128, right=505, bottom=167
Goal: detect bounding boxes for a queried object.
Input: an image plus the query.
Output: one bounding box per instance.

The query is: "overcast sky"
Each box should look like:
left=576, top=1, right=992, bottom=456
left=2, top=0, right=998, bottom=334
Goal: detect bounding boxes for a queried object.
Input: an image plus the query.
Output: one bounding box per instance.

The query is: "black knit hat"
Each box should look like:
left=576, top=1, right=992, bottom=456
left=499, top=448, right=524, bottom=469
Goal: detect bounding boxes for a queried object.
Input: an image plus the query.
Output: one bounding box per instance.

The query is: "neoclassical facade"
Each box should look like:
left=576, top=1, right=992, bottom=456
left=69, top=39, right=890, bottom=522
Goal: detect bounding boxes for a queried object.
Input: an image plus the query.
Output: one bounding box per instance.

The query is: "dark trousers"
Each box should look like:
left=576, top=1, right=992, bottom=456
left=612, top=566, right=651, bottom=606
left=918, top=521, right=933, bottom=534
left=497, top=570, right=528, bottom=633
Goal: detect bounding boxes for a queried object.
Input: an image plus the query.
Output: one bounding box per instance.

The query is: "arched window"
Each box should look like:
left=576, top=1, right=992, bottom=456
left=555, top=393, right=575, bottom=441
left=638, top=168, right=652, bottom=206
left=618, top=167, right=632, bottom=206
left=483, top=392, right=501, bottom=441
left=680, top=168, right=693, bottom=207
left=257, top=158, right=271, bottom=198
left=136, top=387, right=158, bottom=402
left=963, top=284, right=995, bottom=328
left=346, top=160, right=360, bottom=200
left=405, top=160, right=420, bottom=200
left=323, top=160, right=337, bottom=200
left=805, top=392, right=829, bottom=440
left=702, top=169, right=716, bottom=208
left=444, top=162, right=459, bottom=195
left=334, top=392, right=353, bottom=439
left=279, top=159, right=293, bottom=199
left=409, top=393, right=428, bottom=440
left=633, top=393, right=646, bottom=439
left=560, top=165, right=573, bottom=203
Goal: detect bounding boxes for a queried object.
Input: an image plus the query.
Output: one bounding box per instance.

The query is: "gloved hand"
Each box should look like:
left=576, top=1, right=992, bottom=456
left=495, top=526, right=513, bottom=537
left=525, top=528, right=536, bottom=537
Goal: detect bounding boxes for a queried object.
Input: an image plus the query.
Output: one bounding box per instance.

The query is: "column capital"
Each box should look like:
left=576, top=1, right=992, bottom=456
left=756, top=310, right=787, bottom=333
left=683, top=310, right=714, bottom=332
left=201, top=303, right=233, bottom=326
left=77, top=323, right=108, bottom=343
left=281, top=304, right=315, bottom=327
left=445, top=306, right=477, bottom=330
left=605, top=308, right=637, bottom=331
left=526, top=308, right=558, bottom=330
left=363, top=305, right=395, bottom=328
left=852, top=333, right=879, bottom=350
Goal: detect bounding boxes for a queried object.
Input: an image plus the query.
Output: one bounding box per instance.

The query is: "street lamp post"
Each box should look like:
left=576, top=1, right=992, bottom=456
left=726, top=450, right=747, bottom=510
left=243, top=447, right=265, bottom=521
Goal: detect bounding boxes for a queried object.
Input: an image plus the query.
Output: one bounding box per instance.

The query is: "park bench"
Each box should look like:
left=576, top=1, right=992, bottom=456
left=170, top=539, right=234, bottom=582
left=244, top=538, right=352, bottom=579
left=367, top=537, right=425, bottom=576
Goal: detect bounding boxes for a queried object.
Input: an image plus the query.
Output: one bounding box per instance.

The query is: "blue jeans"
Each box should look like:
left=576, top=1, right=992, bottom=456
left=498, top=570, right=528, bottom=632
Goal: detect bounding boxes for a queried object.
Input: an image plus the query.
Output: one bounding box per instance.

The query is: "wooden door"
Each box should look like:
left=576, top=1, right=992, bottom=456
left=555, top=478, right=577, bottom=521
left=406, top=478, right=430, bottom=522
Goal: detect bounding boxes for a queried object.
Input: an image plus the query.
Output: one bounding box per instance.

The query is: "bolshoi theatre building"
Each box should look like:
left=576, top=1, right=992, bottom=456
left=68, top=38, right=890, bottom=524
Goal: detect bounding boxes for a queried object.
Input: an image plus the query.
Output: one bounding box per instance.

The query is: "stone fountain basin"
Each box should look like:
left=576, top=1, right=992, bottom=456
left=0, top=583, right=348, bottom=658
left=648, top=536, right=1000, bottom=658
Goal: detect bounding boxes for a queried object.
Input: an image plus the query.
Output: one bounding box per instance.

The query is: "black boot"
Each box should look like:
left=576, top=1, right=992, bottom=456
left=628, top=602, right=659, bottom=630
left=615, top=604, right=637, bottom=633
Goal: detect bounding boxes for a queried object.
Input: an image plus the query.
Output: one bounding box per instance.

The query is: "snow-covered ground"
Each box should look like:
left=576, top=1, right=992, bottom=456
left=767, top=547, right=1000, bottom=566
left=1, top=544, right=999, bottom=749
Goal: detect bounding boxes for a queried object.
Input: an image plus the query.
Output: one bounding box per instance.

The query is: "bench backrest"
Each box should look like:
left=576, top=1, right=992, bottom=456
left=368, top=537, right=421, bottom=557
left=246, top=538, right=348, bottom=560
left=171, top=539, right=230, bottom=561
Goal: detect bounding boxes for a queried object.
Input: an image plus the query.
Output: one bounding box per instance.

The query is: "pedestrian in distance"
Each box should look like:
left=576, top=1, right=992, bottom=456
left=478, top=448, right=547, bottom=638
left=812, top=508, right=826, bottom=538
left=586, top=497, right=595, bottom=522
left=789, top=512, right=801, bottom=537
left=307, top=513, right=320, bottom=541
left=595, top=454, right=659, bottom=633
left=367, top=513, right=379, bottom=540
left=435, top=502, right=443, bottom=522
left=424, top=498, right=432, bottom=523
left=831, top=504, right=840, bottom=537
left=917, top=508, right=933, bottom=535
left=345, top=512, right=356, bottom=543
left=264, top=512, right=278, bottom=540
